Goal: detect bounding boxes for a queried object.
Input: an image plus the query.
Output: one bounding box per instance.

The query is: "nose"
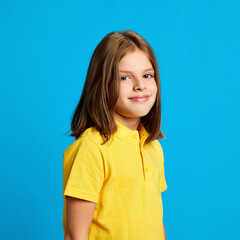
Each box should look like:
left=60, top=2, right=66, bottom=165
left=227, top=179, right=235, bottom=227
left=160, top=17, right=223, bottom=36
left=133, top=76, right=146, bottom=91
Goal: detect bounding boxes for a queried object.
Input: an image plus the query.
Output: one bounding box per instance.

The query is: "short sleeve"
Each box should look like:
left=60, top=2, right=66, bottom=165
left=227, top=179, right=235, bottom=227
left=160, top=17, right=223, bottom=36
left=158, top=141, right=167, bottom=192
left=63, top=137, right=104, bottom=203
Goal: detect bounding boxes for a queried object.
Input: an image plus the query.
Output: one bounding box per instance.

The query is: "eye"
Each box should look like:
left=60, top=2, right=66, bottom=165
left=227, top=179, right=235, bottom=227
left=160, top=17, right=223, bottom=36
left=143, top=74, right=153, bottom=79
left=120, top=75, right=130, bottom=80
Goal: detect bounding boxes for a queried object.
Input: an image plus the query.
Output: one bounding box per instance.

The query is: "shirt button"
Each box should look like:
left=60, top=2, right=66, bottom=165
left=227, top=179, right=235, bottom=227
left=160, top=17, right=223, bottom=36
left=133, top=134, right=138, bottom=139
left=145, top=168, right=149, bottom=172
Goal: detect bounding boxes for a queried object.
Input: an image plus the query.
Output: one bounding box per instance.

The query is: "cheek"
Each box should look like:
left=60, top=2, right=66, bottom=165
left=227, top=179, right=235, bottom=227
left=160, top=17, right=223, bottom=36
left=118, top=84, right=129, bottom=100
left=151, top=81, right=158, bottom=96
left=151, top=82, right=158, bottom=104
left=117, top=89, right=124, bottom=102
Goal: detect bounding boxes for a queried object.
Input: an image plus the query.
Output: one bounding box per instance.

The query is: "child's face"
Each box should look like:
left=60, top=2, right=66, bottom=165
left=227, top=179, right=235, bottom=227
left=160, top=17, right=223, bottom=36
left=114, top=49, right=157, bottom=124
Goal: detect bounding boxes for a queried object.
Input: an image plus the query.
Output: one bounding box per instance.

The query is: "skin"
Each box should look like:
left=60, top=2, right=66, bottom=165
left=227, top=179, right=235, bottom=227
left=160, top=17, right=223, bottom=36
left=65, top=49, right=166, bottom=240
left=65, top=197, right=96, bottom=240
left=113, top=49, right=157, bottom=130
left=163, top=223, right=167, bottom=240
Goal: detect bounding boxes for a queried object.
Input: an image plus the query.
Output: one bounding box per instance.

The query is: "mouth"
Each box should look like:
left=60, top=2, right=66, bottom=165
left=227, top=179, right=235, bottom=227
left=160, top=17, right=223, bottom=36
left=128, top=95, right=150, bottom=102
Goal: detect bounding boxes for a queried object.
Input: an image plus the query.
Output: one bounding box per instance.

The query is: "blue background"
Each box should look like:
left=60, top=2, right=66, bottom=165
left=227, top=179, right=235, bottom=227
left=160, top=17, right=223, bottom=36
left=1, top=0, right=239, bottom=239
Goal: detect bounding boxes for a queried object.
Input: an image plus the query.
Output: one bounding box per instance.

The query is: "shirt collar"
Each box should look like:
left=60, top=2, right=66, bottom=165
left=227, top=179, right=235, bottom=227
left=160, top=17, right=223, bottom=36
left=114, top=120, right=149, bottom=144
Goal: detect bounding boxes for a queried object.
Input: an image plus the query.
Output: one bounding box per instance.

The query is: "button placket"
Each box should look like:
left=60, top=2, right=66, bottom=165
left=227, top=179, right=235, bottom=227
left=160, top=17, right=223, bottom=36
left=133, top=133, right=139, bottom=140
left=139, top=143, right=149, bottom=182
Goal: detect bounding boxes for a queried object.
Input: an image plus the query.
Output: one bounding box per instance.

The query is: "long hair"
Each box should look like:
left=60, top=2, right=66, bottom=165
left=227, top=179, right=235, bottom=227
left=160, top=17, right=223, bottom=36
left=70, top=30, right=165, bottom=144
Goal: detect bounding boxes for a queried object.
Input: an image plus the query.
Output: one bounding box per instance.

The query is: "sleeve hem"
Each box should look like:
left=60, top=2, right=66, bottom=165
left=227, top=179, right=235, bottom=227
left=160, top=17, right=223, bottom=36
left=160, top=184, right=167, bottom=193
left=63, top=188, right=99, bottom=203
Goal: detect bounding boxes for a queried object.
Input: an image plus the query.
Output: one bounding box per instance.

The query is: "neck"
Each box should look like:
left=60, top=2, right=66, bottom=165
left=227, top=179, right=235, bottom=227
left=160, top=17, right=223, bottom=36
left=113, top=113, right=140, bottom=131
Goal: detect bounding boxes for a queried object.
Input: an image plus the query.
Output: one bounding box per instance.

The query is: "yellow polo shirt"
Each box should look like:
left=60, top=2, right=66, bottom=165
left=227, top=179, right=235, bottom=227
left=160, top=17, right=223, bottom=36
left=63, top=121, right=167, bottom=239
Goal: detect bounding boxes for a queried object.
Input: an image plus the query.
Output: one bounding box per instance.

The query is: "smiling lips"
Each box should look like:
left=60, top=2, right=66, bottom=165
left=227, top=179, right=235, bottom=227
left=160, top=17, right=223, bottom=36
left=128, top=95, right=150, bottom=102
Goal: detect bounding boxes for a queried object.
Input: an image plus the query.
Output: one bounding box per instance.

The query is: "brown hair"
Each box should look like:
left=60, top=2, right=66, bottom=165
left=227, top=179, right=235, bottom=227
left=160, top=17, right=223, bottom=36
left=70, top=30, right=165, bottom=144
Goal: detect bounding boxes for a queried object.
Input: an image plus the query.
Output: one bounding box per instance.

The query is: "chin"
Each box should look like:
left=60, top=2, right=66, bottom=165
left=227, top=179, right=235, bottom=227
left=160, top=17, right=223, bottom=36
left=130, top=111, right=150, bottom=118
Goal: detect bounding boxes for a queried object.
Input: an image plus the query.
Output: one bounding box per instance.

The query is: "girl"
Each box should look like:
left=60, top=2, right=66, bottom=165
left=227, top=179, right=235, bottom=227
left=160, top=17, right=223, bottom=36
left=63, top=30, right=167, bottom=240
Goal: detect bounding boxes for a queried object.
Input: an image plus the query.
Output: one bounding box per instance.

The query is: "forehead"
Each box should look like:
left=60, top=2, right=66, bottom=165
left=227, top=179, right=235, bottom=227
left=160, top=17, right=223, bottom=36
left=118, top=49, right=153, bottom=71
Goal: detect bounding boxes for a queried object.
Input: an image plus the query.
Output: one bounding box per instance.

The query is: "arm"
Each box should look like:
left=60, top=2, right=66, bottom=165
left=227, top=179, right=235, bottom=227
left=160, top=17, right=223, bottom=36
left=65, top=196, right=96, bottom=240
left=163, top=223, right=167, bottom=240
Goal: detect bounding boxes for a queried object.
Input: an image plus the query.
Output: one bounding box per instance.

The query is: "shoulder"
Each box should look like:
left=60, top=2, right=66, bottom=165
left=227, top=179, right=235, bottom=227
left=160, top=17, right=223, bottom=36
left=64, top=127, right=104, bottom=158
left=63, top=128, right=106, bottom=174
left=153, top=139, right=163, bottom=153
left=145, top=139, right=164, bottom=158
left=80, top=127, right=106, bottom=145
left=147, top=139, right=163, bottom=151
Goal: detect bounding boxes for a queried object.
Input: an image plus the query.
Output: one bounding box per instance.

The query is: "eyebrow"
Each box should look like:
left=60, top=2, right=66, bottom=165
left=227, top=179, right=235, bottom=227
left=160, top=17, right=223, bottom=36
left=119, top=68, right=154, bottom=73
